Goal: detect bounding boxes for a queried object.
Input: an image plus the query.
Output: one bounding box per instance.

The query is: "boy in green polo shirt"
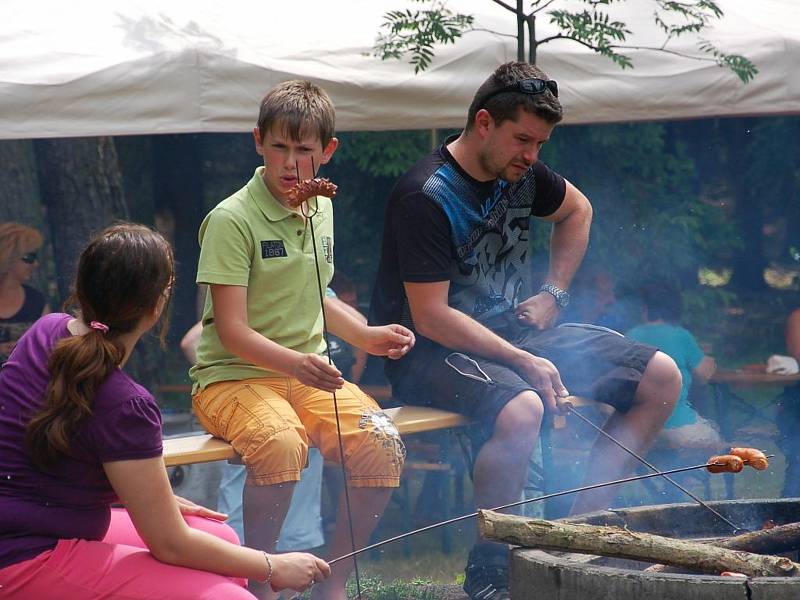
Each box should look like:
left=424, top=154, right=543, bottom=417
left=190, top=80, right=414, bottom=600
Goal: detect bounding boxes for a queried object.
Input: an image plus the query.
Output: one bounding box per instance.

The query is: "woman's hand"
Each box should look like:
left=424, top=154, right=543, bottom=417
left=269, top=552, right=331, bottom=592
left=174, top=495, right=228, bottom=521
left=360, top=324, right=416, bottom=359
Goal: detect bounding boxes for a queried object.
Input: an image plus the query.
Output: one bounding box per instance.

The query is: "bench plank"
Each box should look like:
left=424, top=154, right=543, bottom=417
left=163, top=405, right=470, bottom=467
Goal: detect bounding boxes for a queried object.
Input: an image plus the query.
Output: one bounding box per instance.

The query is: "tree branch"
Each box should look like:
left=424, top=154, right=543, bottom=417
left=488, top=0, right=520, bottom=15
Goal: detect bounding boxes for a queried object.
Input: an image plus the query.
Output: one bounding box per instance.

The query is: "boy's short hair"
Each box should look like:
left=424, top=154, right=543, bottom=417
left=466, top=62, right=562, bottom=131
left=257, top=80, right=335, bottom=146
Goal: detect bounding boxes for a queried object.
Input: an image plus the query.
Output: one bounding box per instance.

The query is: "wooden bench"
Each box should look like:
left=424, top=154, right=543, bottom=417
left=163, top=404, right=470, bottom=467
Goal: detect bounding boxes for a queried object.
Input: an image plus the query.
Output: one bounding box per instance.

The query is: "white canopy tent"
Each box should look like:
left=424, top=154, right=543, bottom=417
left=1, top=0, right=798, bottom=139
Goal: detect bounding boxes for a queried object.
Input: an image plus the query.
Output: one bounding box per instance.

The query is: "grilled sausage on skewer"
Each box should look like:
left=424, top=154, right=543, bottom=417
left=707, top=454, right=745, bottom=473
left=287, top=178, right=338, bottom=208
left=729, top=447, right=769, bottom=471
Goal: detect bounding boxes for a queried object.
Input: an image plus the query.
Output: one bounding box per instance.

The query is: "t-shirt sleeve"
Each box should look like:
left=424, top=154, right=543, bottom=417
left=93, top=395, right=163, bottom=462
left=531, top=161, right=567, bottom=217
left=394, top=192, right=452, bottom=282
left=196, top=208, right=253, bottom=287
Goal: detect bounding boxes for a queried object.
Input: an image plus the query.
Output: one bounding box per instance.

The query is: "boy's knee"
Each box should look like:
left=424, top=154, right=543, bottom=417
left=343, top=410, right=406, bottom=485
left=245, top=426, right=308, bottom=479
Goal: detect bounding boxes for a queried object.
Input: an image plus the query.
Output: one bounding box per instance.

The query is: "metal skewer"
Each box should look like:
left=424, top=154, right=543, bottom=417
left=558, top=399, right=746, bottom=534
left=297, top=158, right=363, bottom=597
left=329, top=460, right=732, bottom=564
left=444, top=352, right=747, bottom=534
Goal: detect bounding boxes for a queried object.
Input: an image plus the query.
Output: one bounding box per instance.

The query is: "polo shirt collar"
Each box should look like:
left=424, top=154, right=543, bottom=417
left=246, top=167, right=329, bottom=222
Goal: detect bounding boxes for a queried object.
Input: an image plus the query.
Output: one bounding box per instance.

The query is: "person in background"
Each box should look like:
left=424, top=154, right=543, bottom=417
left=0, top=223, right=329, bottom=600
left=777, top=307, right=800, bottom=496
left=329, top=272, right=367, bottom=383
left=626, top=281, right=720, bottom=449
left=0, top=223, right=49, bottom=364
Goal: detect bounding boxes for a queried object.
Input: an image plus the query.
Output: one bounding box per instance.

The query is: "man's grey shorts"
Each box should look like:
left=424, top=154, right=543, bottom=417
left=387, top=322, right=657, bottom=441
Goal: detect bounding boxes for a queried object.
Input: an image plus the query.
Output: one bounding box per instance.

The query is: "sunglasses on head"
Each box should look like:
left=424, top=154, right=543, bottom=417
left=20, top=252, right=38, bottom=264
left=479, top=78, right=559, bottom=108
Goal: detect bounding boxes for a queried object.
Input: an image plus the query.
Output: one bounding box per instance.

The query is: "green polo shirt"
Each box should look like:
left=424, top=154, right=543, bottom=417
left=189, top=167, right=334, bottom=390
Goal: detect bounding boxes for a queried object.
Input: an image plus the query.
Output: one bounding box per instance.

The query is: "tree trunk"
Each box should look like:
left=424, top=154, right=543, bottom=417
left=0, top=140, right=43, bottom=226
left=478, top=510, right=800, bottom=577
left=726, top=118, right=767, bottom=291
left=152, top=134, right=205, bottom=341
left=34, top=137, right=129, bottom=302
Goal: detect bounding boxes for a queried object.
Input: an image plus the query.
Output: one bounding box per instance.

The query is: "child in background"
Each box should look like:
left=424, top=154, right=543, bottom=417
left=626, top=282, right=720, bottom=448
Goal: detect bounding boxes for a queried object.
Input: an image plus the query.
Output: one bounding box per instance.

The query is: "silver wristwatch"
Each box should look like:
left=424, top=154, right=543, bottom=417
left=539, top=283, right=570, bottom=308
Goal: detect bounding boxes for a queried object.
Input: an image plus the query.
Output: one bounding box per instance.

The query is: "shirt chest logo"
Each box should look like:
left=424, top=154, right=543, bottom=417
left=261, top=240, right=287, bottom=259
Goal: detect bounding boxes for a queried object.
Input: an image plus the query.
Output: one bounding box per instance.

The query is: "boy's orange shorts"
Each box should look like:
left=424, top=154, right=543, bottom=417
left=193, top=378, right=405, bottom=487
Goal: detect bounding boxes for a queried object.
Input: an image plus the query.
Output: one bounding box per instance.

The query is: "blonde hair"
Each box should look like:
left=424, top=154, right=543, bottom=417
left=0, top=223, right=43, bottom=275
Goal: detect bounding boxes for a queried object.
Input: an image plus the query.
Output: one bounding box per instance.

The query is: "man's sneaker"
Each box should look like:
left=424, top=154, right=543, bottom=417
left=463, top=546, right=511, bottom=600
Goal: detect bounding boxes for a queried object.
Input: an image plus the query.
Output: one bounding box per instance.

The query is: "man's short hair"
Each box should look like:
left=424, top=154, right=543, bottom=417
left=257, top=80, right=336, bottom=146
left=466, top=62, right=562, bottom=131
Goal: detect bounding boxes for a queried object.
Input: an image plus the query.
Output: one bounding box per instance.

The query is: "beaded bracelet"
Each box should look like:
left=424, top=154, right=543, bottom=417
left=258, top=551, right=273, bottom=585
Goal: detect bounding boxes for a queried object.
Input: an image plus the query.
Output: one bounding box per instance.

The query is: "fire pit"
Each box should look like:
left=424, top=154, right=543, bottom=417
left=510, top=498, right=800, bottom=600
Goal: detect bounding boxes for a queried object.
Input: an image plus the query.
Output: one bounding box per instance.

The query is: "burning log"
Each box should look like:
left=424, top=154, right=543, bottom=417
left=478, top=509, right=800, bottom=577
left=646, top=521, right=800, bottom=573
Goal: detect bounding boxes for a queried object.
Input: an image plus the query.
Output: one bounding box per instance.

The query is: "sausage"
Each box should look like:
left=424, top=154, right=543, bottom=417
left=707, top=455, right=745, bottom=473
left=729, top=447, right=769, bottom=471
left=287, top=177, right=338, bottom=207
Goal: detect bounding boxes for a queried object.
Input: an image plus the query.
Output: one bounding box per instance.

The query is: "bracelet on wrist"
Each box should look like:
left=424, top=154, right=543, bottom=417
left=258, top=551, right=273, bottom=585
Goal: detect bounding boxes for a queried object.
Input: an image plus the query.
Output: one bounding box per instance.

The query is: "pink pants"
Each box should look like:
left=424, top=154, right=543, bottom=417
left=0, top=508, right=255, bottom=599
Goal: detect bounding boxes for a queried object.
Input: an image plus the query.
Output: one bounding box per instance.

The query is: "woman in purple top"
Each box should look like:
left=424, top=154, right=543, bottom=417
left=0, top=224, right=329, bottom=600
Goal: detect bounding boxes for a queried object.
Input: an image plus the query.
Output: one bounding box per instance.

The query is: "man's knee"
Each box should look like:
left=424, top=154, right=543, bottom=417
left=494, top=390, right=544, bottom=440
left=638, top=351, right=681, bottom=409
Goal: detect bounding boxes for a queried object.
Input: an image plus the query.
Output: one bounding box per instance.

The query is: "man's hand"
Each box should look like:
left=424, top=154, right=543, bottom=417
left=360, top=324, right=416, bottom=360
left=174, top=495, right=228, bottom=521
left=291, top=353, right=344, bottom=392
left=512, top=352, right=569, bottom=414
left=514, top=292, right=560, bottom=330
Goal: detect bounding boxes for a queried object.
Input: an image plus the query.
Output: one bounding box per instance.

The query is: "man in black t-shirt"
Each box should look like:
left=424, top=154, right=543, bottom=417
left=370, top=62, right=681, bottom=600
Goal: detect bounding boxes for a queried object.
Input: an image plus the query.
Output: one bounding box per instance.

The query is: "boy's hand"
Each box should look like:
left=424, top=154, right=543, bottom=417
left=361, top=324, right=416, bottom=360
left=292, top=353, right=344, bottom=391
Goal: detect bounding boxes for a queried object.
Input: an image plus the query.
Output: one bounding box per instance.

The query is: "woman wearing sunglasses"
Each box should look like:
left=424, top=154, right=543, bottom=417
left=0, top=222, right=49, bottom=364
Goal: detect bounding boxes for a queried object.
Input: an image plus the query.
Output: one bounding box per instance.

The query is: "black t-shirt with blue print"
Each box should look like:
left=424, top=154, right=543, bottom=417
left=370, top=137, right=566, bottom=336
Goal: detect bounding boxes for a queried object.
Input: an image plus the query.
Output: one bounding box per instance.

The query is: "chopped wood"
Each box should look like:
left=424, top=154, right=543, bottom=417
left=478, top=510, right=800, bottom=577
left=646, top=521, right=800, bottom=573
